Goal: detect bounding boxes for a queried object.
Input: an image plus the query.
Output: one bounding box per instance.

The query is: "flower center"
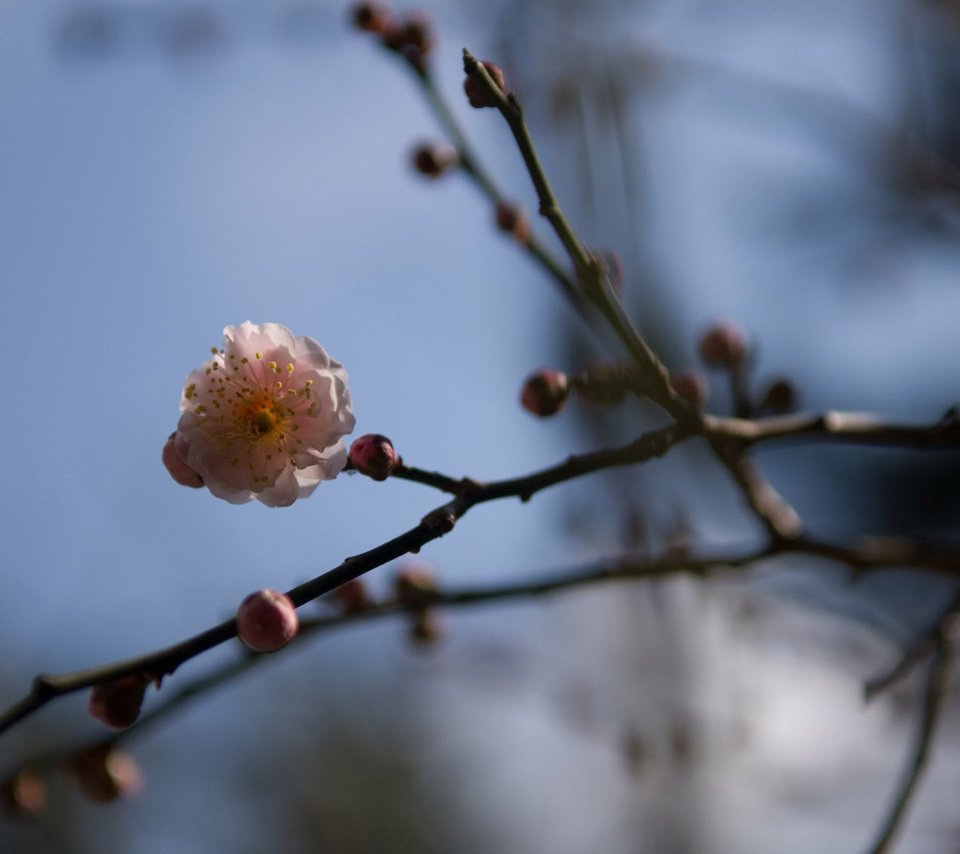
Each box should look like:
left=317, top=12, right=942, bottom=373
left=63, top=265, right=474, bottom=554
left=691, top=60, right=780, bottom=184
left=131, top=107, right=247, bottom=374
left=251, top=409, right=277, bottom=436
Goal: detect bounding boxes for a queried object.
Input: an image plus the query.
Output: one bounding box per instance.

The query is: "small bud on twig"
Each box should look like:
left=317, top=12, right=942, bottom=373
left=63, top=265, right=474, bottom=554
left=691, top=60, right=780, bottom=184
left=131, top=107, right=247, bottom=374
left=495, top=201, right=530, bottom=243
left=411, top=141, right=458, bottom=178
left=464, top=59, right=507, bottom=108
left=349, top=434, right=398, bottom=480
left=670, top=369, right=709, bottom=409
left=68, top=748, right=144, bottom=804
left=88, top=674, right=150, bottom=730
left=334, top=579, right=371, bottom=614
left=409, top=609, right=443, bottom=646
left=698, top=321, right=747, bottom=370
left=758, top=378, right=797, bottom=414
left=350, top=1, right=394, bottom=35
left=393, top=564, right=438, bottom=609
left=236, top=590, right=299, bottom=653
left=521, top=368, right=569, bottom=417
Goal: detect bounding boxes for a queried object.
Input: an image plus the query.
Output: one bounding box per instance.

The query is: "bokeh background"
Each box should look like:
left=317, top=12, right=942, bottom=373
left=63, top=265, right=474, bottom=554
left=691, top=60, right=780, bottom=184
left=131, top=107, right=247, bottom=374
left=2, top=0, right=960, bottom=851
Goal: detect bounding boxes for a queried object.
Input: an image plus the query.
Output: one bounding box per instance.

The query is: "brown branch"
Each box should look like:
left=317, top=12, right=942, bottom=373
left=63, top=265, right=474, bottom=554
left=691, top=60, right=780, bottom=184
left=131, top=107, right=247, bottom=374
left=0, top=423, right=696, bottom=740
left=705, top=408, right=960, bottom=450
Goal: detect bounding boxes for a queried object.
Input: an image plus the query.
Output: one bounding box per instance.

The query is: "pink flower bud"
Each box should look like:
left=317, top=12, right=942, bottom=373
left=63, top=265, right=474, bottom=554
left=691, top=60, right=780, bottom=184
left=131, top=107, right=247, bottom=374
left=411, top=141, right=458, bottom=178
left=88, top=675, right=149, bottom=730
left=349, top=434, right=398, bottom=480
left=236, top=589, right=299, bottom=653
left=670, top=369, right=709, bottom=409
left=495, top=201, right=530, bottom=243
left=1, top=771, right=47, bottom=817
left=162, top=432, right=203, bottom=488
left=464, top=60, right=507, bottom=108
left=521, top=368, right=569, bottom=417
left=698, top=321, right=748, bottom=370
left=334, top=579, right=370, bottom=614
left=393, top=564, right=438, bottom=609
left=69, top=748, right=143, bottom=804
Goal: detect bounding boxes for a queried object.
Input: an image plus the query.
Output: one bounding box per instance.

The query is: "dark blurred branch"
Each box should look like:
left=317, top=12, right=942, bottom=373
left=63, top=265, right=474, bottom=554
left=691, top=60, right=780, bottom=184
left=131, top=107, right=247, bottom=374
left=5, top=529, right=959, bottom=791
left=863, top=640, right=954, bottom=854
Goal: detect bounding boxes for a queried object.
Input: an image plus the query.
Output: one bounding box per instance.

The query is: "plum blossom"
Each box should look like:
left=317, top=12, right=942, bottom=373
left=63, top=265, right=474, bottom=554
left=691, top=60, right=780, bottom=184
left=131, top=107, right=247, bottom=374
left=170, top=322, right=355, bottom=507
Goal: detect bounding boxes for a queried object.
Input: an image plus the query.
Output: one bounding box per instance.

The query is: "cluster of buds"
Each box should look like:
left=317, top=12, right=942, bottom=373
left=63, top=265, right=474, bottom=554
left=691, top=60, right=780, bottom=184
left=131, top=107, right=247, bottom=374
left=411, top=141, right=458, bottom=179
left=348, top=433, right=399, bottom=480
left=463, top=59, right=507, bottom=109
left=351, top=2, right=434, bottom=74
left=236, top=589, right=299, bottom=653
left=393, top=564, right=443, bottom=646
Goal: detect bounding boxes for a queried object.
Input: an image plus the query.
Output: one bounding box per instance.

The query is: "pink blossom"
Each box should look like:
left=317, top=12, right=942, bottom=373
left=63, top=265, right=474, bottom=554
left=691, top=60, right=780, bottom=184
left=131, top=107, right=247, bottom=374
left=174, top=322, right=355, bottom=507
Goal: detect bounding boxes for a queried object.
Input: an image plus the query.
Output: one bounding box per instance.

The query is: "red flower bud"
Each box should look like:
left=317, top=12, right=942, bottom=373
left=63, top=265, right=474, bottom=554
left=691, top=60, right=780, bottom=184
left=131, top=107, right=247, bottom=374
left=495, top=201, right=530, bottom=243
left=236, top=589, right=299, bottom=653
left=670, top=369, right=709, bottom=409
left=350, top=1, right=394, bottom=34
left=162, top=432, right=203, bottom=488
left=698, top=321, right=747, bottom=370
left=349, top=434, right=398, bottom=480
left=88, top=675, right=149, bottom=730
left=521, top=368, right=569, bottom=417
left=411, top=141, right=458, bottom=178
left=464, top=60, right=507, bottom=108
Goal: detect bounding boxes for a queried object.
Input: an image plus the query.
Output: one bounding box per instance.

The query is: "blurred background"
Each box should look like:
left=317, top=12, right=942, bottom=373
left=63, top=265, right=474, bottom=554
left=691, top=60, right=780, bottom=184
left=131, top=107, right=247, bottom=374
left=1, top=0, right=960, bottom=851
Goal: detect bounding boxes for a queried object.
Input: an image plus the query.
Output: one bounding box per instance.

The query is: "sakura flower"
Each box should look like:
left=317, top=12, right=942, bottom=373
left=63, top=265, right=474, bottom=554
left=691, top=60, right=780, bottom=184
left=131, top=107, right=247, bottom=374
left=172, top=322, right=355, bottom=507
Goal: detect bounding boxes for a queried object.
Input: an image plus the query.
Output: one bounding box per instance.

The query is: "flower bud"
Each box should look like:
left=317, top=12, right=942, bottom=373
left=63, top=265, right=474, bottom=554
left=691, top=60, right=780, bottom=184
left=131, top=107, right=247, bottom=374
left=393, top=564, right=438, bottom=609
left=349, top=434, right=398, bottom=480
left=758, top=378, right=796, bottom=414
left=411, top=141, right=458, bottom=178
left=409, top=610, right=443, bottom=646
left=236, top=589, right=299, bottom=653
left=1, top=771, right=46, bottom=817
left=697, top=321, right=747, bottom=370
left=334, top=578, right=370, bottom=614
left=68, top=748, right=143, bottom=804
left=162, top=432, right=204, bottom=488
left=464, top=60, right=506, bottom=108
left=350, top=1, right=394, bottom=34
left=521, top=368, right=569, bottom=417
left=88, top=675, right=149, bottom=730
left=670, top=369, right=709, bottom=409
left=495, top=201, right=530, bottom=243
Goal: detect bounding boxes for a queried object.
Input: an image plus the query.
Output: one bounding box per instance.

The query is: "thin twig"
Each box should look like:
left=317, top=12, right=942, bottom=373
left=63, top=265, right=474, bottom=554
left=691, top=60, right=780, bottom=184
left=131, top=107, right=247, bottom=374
left=0, top=422, right=696, bottom=739
left=863, top=640, right=954, bottom=854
